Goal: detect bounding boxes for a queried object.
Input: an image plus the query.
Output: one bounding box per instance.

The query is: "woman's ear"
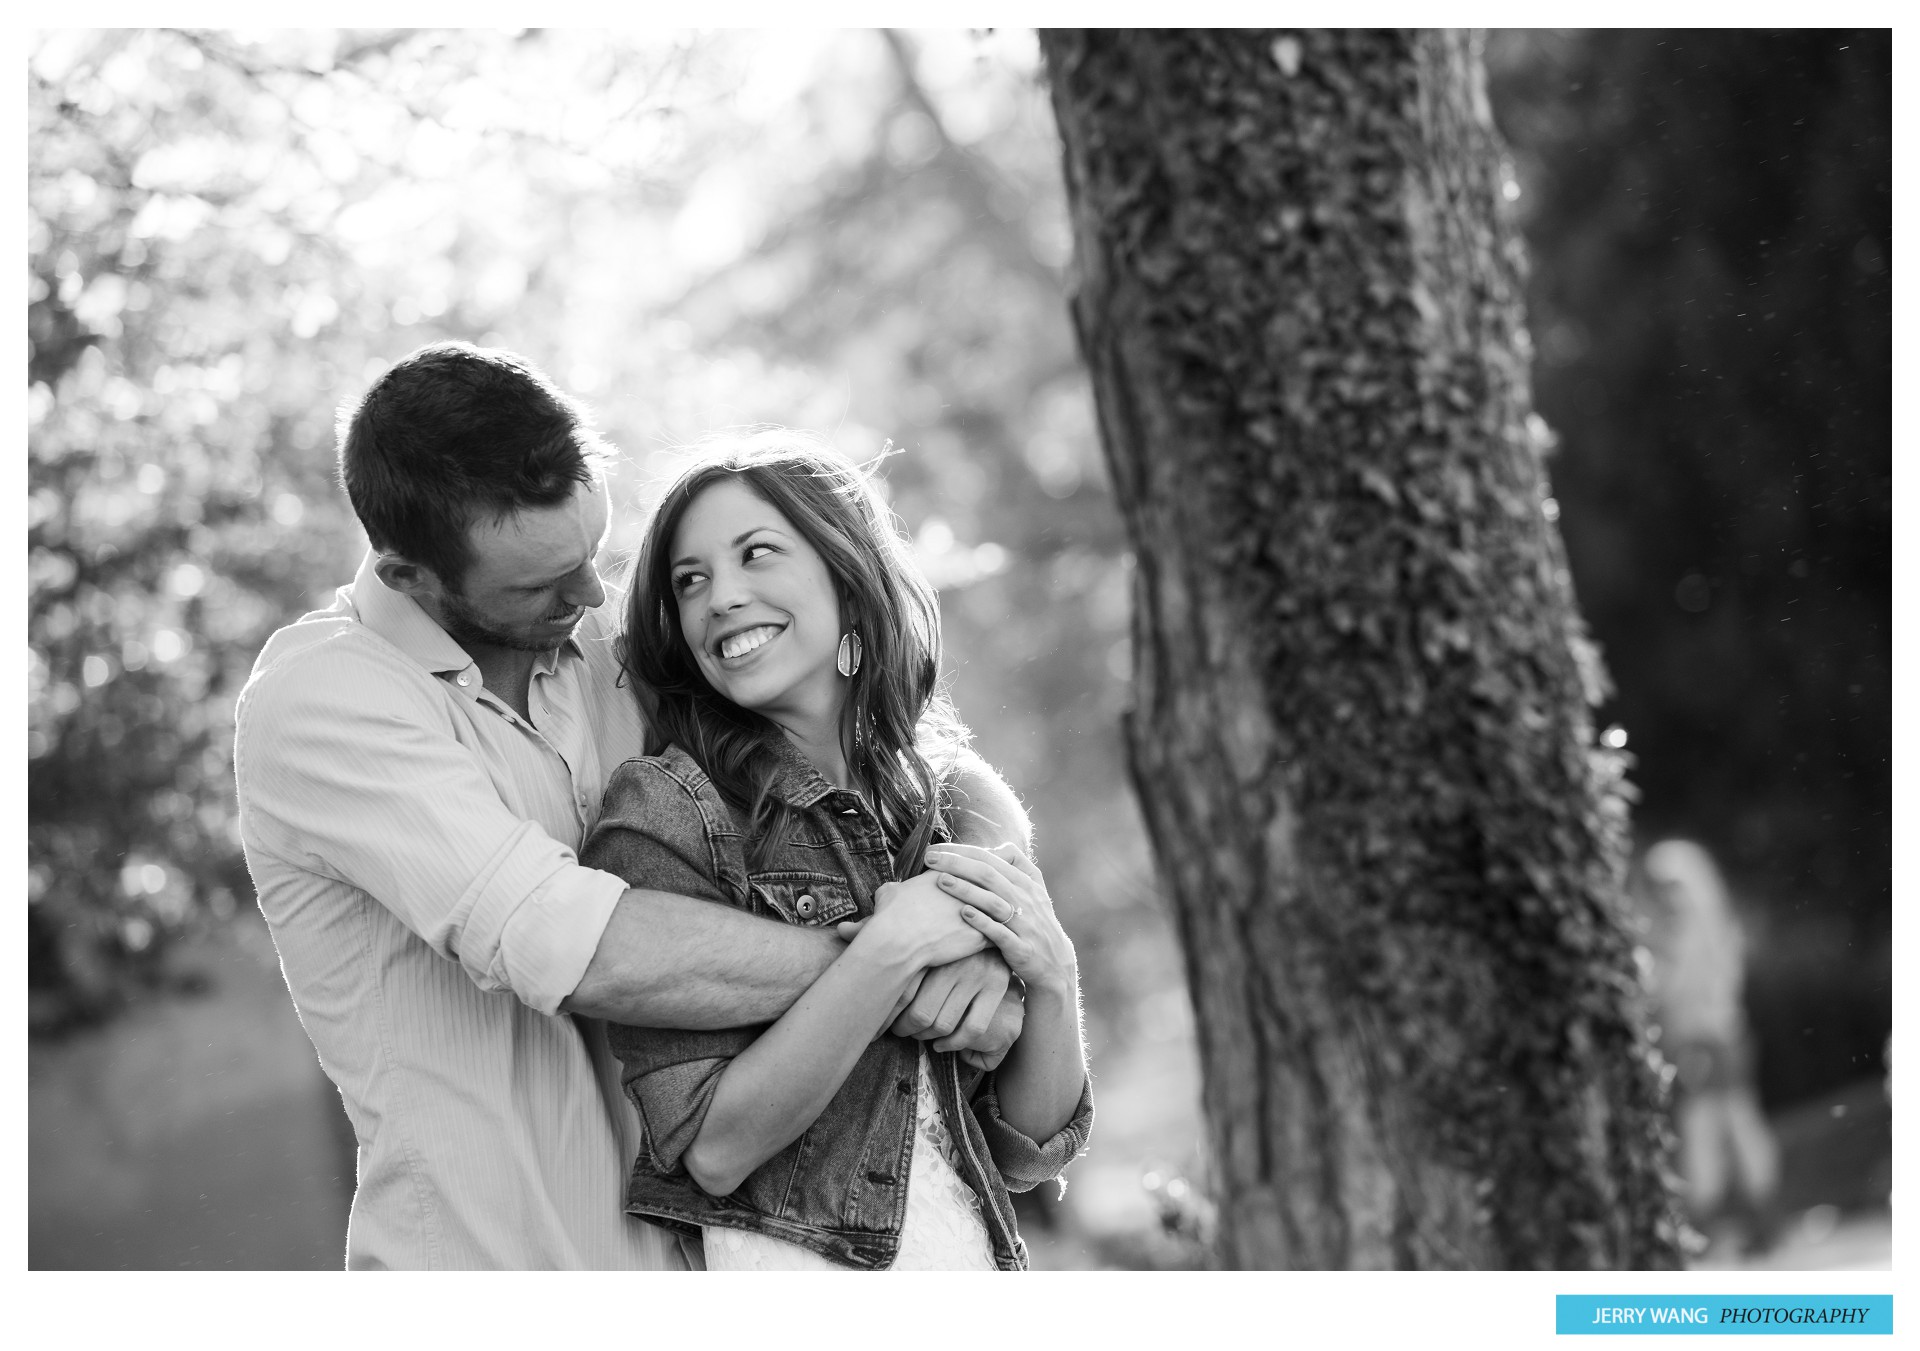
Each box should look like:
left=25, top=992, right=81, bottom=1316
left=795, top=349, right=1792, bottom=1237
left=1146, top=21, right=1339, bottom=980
left=833, top=581, right=859, bottom=635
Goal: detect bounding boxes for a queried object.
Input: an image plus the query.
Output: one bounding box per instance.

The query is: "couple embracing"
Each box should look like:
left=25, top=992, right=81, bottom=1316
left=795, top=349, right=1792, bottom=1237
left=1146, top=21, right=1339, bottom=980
left=234, top=342, right=1092, bottom=1270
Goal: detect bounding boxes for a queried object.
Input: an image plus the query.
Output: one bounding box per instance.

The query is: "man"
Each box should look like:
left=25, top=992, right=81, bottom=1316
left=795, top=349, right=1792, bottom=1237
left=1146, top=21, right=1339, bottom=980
left=233, top=343, right=1028, bottom=1269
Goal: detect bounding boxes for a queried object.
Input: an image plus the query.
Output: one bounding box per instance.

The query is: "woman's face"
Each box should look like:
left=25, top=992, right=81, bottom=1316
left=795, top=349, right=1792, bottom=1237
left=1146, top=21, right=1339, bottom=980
left=669, top=477, right=847, bottom=728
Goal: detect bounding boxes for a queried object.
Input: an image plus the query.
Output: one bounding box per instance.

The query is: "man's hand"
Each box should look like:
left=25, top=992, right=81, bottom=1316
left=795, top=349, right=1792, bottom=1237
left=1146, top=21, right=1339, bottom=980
left=878, top=969, right=925, bottom=1040
left=889, top=949, right=1024, bottom=1069
left=950, top=980, right=1025, bottom=1072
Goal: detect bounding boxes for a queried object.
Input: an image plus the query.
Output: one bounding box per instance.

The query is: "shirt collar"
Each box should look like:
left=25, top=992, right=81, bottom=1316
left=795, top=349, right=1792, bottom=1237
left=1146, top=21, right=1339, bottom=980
left=762, top=732, right=844, bottom=811
left=346, top=549, right=580, bottom=680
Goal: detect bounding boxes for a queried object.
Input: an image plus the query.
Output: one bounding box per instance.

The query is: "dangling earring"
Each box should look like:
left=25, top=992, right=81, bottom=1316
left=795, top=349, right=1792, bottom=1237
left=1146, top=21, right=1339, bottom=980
left=837, top=630, right=863, bottom=677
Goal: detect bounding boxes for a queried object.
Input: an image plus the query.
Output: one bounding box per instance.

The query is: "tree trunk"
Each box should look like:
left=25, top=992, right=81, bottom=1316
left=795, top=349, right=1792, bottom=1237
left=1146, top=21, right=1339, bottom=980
left=1040, top=28, right=1682, bottom=1269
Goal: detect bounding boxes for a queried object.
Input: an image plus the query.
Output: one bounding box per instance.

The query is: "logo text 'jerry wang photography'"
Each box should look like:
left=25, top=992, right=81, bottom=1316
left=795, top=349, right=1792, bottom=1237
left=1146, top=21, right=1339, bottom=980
left=1556, top=1295, right=1892, bottom=1335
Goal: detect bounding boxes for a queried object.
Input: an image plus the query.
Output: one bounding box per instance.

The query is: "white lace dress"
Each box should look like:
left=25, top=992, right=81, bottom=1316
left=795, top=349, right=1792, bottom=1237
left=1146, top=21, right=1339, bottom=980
left=701, top=1049, right=998, bottom=1270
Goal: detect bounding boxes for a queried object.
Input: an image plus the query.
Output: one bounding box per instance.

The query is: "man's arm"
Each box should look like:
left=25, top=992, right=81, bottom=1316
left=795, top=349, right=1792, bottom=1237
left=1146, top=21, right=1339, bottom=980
left=561, top=889, right=841, bottom=1027
left=947, top=746, right=1032, bottom=852
left=570, top=750, right=1034, bottom=1034
left=567, top=757, right=858, bottom=1026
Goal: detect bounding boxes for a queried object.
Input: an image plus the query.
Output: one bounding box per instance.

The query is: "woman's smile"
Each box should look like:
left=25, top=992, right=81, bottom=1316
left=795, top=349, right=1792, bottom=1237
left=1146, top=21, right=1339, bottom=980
left=716, top=622, right=786, bottom=664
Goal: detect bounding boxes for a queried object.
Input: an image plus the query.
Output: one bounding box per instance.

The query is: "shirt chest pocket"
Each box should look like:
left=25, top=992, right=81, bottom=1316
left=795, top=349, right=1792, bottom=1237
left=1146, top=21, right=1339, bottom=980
left=749, top=871, right=859, bottom=927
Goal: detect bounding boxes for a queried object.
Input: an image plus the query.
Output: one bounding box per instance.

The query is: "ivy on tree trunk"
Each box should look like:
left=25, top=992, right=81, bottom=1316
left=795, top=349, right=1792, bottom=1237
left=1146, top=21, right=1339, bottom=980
left=1041, top=28, right=1683, bottom=1269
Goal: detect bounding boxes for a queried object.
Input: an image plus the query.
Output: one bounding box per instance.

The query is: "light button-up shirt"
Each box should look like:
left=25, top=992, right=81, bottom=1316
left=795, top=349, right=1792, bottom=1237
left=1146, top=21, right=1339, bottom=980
left=233, top=551, right=681, bottom=1270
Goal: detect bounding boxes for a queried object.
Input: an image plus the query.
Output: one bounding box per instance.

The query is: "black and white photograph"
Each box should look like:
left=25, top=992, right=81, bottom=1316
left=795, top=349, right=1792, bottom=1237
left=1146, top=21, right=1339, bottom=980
left=25, top=22, right=1893, bottom=1321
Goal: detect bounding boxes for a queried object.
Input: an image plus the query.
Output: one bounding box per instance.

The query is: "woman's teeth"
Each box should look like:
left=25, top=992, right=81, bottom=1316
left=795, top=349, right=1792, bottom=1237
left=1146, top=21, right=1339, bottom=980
left=720, top=625, right=781, bottom=659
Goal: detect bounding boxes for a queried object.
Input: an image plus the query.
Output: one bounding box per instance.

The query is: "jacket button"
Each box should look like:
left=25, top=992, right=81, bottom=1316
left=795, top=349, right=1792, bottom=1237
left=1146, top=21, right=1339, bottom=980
left=796, top=894, right=815, bottom=917
left=897, top=1079, right=914, bottom=1096
left=866, top=1170, right=895, bottom=1185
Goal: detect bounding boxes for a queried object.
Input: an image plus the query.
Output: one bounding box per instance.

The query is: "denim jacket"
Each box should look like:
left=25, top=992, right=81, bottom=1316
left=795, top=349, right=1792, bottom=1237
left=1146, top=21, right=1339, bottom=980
left=580, top=739, right=1093, bottom=1271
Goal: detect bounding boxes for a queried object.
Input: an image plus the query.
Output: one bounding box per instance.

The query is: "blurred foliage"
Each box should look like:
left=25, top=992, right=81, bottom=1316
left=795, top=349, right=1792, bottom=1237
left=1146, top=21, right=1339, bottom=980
left=1488, top=30, right=1890, bottom=1106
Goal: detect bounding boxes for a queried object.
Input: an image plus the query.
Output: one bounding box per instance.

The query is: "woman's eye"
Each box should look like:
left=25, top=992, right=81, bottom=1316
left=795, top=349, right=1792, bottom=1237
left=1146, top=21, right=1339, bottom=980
left=672, top=571, right=703, bottom=593
left=744, top=543, right=775, bottom=562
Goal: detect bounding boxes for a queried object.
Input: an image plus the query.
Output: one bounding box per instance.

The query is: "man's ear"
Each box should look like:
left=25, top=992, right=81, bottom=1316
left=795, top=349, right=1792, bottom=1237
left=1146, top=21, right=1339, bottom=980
left=373, top=554, right=446, bottom=601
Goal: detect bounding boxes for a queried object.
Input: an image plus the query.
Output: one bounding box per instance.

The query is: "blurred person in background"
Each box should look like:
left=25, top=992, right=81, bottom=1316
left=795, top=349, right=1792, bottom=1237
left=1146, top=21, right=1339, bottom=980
left=1642, top=838, right=1782, bottom=1256
left=233, top=343, right=1031, bottom=1269
left=583, top=435, right=1091, bottom=1269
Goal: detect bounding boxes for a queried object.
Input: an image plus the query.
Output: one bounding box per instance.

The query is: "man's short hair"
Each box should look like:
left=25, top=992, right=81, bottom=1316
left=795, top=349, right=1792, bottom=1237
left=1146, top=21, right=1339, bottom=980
left=337, top=343, right=608, bottom=589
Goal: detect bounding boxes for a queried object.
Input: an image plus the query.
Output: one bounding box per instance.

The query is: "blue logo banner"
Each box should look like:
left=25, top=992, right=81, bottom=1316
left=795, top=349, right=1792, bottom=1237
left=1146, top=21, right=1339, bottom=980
left=1556, top=1295, right=1891, bottom=1335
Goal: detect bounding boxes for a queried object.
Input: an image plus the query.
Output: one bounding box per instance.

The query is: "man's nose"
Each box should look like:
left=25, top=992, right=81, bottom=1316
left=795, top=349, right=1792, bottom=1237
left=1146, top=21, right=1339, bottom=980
left=564, top=564, right=607, bottom=610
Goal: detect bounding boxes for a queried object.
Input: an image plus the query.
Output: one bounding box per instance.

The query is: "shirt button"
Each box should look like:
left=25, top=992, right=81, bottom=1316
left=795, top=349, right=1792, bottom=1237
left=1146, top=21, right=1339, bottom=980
left=796, top=894, right=815, bottom=917
left=456, top=674, right=472, bottom=687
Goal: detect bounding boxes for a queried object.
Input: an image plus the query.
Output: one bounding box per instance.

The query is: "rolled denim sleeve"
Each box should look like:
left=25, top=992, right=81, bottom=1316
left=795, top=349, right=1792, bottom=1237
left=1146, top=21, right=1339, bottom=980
left=604, top=1025, right=760, bottom=1174
left=970, top=1072, right=1094, bottom=1193
left=234, top=635, right=624, bottom=1015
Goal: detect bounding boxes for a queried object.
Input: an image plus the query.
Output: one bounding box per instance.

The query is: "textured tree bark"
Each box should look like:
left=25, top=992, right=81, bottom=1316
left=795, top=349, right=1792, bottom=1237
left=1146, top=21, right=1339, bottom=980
left=1040, top=29, right=1682, bottom=1269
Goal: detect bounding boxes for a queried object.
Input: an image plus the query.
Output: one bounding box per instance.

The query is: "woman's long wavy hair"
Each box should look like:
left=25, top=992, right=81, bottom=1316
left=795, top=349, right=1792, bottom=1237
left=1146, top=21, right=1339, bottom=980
left=623, top=431, right=968, bottom=876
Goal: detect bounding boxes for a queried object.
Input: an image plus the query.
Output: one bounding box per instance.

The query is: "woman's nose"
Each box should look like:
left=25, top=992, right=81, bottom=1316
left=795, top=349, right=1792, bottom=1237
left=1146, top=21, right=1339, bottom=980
left=706, top=565, right=750, bottom=614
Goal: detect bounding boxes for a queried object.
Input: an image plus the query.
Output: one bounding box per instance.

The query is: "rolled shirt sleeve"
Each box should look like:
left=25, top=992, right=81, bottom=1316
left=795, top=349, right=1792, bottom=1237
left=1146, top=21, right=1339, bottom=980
left=235, top=632, right=625, bottom=1015
left=970, top=1072, right=1095, bottom=1193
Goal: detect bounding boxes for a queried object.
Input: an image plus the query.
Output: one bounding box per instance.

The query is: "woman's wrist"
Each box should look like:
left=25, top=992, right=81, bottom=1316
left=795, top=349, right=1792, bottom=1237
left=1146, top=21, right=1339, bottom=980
left=1018, top=958, right=1078, bottom=1005
left=841, top=919, right=929, bottom=989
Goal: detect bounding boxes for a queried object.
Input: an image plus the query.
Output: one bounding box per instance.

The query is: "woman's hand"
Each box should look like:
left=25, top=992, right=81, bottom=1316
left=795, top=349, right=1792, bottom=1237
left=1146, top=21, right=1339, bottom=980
left=922, top=843, right=1077, bottom=999
left=836, top=870, right=985, bottom=971
left=930, top=844, right=1089, bottom=1147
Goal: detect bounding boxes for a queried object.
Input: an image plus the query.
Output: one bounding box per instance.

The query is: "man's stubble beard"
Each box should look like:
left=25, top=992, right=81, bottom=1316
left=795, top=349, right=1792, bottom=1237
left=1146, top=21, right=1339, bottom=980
left=439, top=588, right=582, bottom=654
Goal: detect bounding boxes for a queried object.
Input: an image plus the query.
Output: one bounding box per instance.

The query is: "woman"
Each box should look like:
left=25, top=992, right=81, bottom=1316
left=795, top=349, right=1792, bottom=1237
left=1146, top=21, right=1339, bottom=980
left=581, top=431, right=1092, bottom=1270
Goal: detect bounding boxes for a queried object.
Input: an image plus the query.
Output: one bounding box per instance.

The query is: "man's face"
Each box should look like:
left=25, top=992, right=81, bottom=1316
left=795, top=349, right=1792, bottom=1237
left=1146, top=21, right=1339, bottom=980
left=433, top=476, right=611, bottom=655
